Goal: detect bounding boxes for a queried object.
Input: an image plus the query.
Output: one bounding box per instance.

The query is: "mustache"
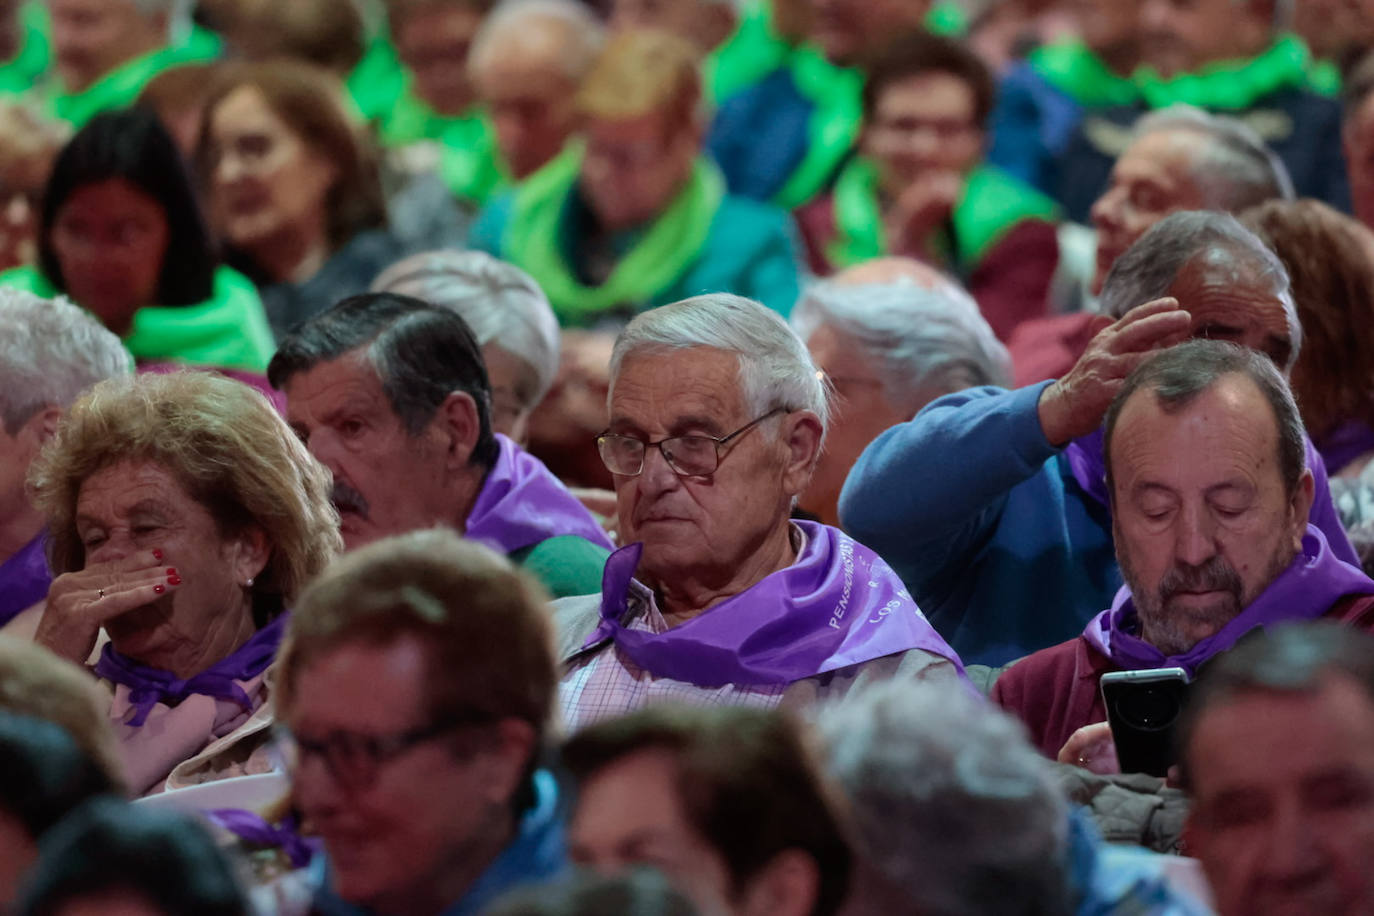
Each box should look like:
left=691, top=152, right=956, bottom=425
left=1157, top=555, right=1242, bottom=606
left=330, top=480, right=370, bottom=520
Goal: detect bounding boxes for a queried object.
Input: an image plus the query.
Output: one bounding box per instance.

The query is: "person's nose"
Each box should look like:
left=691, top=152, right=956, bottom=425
left=636, top=443, right=681, bottom=498
left=1173, top=502, right=1220, bottom=568
left=86, top=530, right=136, bottom=566
left=216, top=151, right=248, bottom=186
left=1091, top=184, right=1126, bottom=234
left=290, top=748, right=346, bottom=820
left=1139, top=0, right=1171, bottom=33
left=1259, top=800, right=1327, bottom=887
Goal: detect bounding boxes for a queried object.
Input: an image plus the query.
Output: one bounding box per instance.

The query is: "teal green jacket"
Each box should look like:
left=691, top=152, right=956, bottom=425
left=469, top=187, right=802, bottom=323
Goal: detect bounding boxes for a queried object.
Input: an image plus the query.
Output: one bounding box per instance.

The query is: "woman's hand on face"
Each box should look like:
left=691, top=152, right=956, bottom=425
left=35, top=550, right=182, bottom=665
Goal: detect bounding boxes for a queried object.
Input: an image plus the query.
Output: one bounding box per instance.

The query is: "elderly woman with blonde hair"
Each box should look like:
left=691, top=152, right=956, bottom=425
left=27, top=371, right=340, bottom=794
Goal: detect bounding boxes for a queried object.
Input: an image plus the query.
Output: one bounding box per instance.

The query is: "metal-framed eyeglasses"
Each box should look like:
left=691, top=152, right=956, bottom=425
left=596, top=407, right=788, bottom=478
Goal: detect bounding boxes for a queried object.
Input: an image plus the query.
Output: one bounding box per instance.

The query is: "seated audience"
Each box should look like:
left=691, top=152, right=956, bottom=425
left=0, top=101, right=65, bottom=272
left=563, top=705, right=850, bottom=916
left=841, top=211, right=1357, bottom=667
left=269, top=293, right=612, bottom=597
left=277, top=530, right=563, bottom=916
left=0, top=290, right=127, bottom=630
left=1052, top=0, right=1347, bottom=221
left=1013, top=106, right=1293, bottom=383
left=0, top=637, right=126, bottom=791
left=707, top=0, right=935, bottom=208
left=0, top=108, right=274, bottom=372
left=796, top=31, right=1061, bottom=341
left=1242, top=199, right=1374, bottom=478
left=371, top=250, right=561, bottom=446
left=470, top=29, right=802, bottom=323
left=556, top=294, right=964, bottom=732
left=26, top=371, right=339, bottom=794
left=0, top=713, right=118, bottom=907
left=792, top=260, right=1011, bottom=526
left=987, top=0, right=1141, bottom=195
left=196, top=60, right=402, bottom=339
left=15, top=798, right=250, bottom=916
left=1177, top=623, right=1374, bottom=916
left=817, top=678, right=1212, bottom=915
left=992, top=341, right=1374, bottom=760
left=485, top=869, right=701, bottom=916
left=467, top=0, right=605, bottom=186
left=39, top=0, right=218, bottom=128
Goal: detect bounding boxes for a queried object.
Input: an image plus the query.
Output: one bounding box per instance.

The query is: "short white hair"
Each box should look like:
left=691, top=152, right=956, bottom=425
left=610, top=294, right=831, bottom=435
left=371, top=250, right=561, bottom=410
left=0, top=290, right=130, bottom=434
left=816, top=680, right=1073, bottom=916
left=128, top=0, right=193, bottom=40
left=469, top=0, right=606, bottom=82
left=792, top=279, right=1011, bottom=416
left=1133, top=105, right=1294, bottom=211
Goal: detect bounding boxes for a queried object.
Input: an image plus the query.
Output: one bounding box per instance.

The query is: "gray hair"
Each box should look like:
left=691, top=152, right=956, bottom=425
left=610, top=294, right=831, bottom=435
left=371, top=250, right=561, bottom=410
left=1104, top=339, right=1308, bottom=498
left=816, top=679, right=1073, bottom=916
left=1100, top=210, right=1301, bottom=371
left=792, top=279, right=1011, bottom=417
left=1133, top=105, right=1295, bottom=211
left=469, top=0, right=606, bottom=82
left=0, top=290, right=130, bottom=434
left=129, top=0, right=194, bottom=40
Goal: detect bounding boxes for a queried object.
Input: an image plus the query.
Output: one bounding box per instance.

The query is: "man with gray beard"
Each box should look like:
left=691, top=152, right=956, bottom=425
left=992, top=340, right=1374, bottom=764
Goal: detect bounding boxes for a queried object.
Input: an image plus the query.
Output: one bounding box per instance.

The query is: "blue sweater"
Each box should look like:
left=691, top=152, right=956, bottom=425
left=839, top=382, right=1358, bottom=666
left=469, top=185, right=802, bottom=322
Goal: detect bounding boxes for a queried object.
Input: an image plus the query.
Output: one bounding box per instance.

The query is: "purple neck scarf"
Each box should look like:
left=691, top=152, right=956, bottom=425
left=1083, top=526, right=1374, bottom=677
left=205, top=809, right=317, bottom=868
left=466, top=434, right=614, bottom=555
left=1064, top=429, right=1109, bottom=507
left=0, top=534, right=50, bottom=627
left=95, top=614, right=288, bottom=727
left=1317, top=419, right=1374, bottom=476
left=584, top=521, right=966, bottom=687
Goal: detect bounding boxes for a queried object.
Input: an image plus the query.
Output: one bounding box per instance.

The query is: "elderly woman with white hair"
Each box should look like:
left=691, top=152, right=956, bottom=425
left=0, top=289, right=129, bottom=632
left=792, top=274, right=1011, bottom=526
left=554, top=293, right=965, bottom=732
left=372, top=249, right=561, bottom=443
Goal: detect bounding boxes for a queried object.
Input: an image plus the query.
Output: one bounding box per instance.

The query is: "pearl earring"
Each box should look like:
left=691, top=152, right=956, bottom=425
left=245, top=577, right=255, bottom=587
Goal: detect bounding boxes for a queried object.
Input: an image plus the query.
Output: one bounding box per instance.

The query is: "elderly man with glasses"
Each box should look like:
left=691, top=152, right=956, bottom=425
left=277, top=529, right=564, bottom=916
left=554, top=293, right=966, bottom=732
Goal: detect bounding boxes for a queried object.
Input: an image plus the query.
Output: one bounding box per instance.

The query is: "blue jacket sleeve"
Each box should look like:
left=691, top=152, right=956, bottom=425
left=838, top=381, right=1061, bottom=576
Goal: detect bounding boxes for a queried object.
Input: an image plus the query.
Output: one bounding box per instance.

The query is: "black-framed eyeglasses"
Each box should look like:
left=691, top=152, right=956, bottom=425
left=596, top=407, right=788, bottom=478
left=276, top=711, right=491, bottom=790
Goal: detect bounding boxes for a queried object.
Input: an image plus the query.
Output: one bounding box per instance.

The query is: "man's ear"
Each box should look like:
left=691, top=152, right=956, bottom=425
left=1290, top=468, right=1315, bottom=549
left=781, top=411, right=825, bottom=497
left=31, top=406, right=62, bottom=444
left=738, top=849, right=821, bottom=916
left=438, top=391, right=482, bottom=470
left=475, top=718, right=537, bottom=810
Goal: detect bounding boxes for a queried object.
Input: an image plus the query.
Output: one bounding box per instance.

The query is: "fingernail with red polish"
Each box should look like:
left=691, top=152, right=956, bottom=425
left=167, top=575, right=182, bottom=586
left=154, top=584, right=165, bottom=594
left=152, top=549, right=163, bottom=560
left=166, top=568, right=177, bottom=576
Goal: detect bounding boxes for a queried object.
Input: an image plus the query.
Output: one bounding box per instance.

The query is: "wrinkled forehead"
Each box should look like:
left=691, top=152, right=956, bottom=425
left=1168, top=251, right=1296, bottom=349
left=608, top=346, right=748, bottom=431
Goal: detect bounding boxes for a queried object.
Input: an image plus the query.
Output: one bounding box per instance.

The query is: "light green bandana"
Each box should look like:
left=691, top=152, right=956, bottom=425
left=503, top=146, right=725, bottom=321
left=0, top=2, right=51, bottom=96
left=773, top=44, right=864, bottom=210
left=1136, top=33, right=1320, bottom=111
left=1030, top=40, right=1139, bottom=107
left=828, top=157, right=1060, bottom=274
left=0, top=264, right=274, bottom=371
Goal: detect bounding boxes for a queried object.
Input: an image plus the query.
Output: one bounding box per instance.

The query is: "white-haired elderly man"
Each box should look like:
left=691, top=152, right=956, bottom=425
left=372, top=250, right=561, bottom=445
left=842, top=211, right=1358, bottom=668
left=555, top=293, right=965, bottom=732
left=42, top=0, right=216, bottom=126
left=0, top=290, right=128, bottom=628
left=792, top=259, right=1012, bottom=527
left=817, top=678, right=1214, bottom=915
left=468, top=0, right=605, bottom=182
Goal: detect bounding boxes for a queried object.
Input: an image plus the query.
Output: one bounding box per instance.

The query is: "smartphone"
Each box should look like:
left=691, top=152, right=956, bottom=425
left=1100, top=667, right=1190, bottom=778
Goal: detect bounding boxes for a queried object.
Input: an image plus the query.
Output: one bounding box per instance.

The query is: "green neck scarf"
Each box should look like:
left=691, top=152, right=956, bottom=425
left=1029, top=40, right=1138, bottom=107
left=828, top=157, right=1059, bottom=274
left=45, top=29, right=220, bottom=127
left=1136, top=33, right=1318, bottom=111
left=1307, top=57, right=1342, bottom=97
left=0, top=264, right=273, bottom=371
left=0, top=2, right=50, bottom=96
left=346, top=26, right=407, bottom=125
left=706, top=0, right=794, bottom=103
left=504, top=146, right=725, bottom=321
left=773, top=44, right=864, bottom=209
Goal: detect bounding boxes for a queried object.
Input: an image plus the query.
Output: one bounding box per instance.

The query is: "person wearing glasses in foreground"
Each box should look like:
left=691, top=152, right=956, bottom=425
left=555, top=293, right=966, bottom=732
left=276, top=529, right=564, bottom=916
